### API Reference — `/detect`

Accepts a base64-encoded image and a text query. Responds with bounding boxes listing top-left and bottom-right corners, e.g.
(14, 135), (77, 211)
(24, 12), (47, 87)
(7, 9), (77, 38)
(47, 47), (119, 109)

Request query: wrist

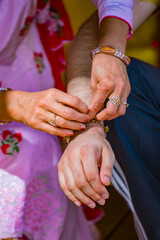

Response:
(64, 121), (107, 144)
(98, 17), (129, 52)
(0, 90), (24, 122)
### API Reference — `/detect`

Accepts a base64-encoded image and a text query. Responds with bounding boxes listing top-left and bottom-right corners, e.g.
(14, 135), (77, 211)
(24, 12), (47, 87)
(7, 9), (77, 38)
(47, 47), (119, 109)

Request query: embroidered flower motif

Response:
(19, 16), (34, 36)
(34, 52), (45, 73)
(24, 175), (65, 239)
(36, 5), (64, 36)
(0, 170), (25, 235)
(0, 130), (22, 155)
(48, 7), (64, 36)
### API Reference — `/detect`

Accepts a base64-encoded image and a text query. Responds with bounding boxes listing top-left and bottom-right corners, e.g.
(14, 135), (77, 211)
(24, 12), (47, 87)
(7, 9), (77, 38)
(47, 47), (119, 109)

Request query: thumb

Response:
(100, 146), (115, 186)
(90, 89), (107, 116)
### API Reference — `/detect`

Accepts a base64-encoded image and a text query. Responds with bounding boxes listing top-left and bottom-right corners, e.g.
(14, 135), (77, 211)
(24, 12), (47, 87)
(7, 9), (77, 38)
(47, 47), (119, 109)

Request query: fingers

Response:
(48, 102), (90, 123)
(81, 145), (109, 199)
(69, 159), (106, 205)
(51, 89), (89, 113)
(59, 161), (97, 208)
(89, 80), (112, 117)
(96, 94), (128, 121)
(100, 144), (115, 186)
(33, 122), (74, 137)
(58, 170), (82, 207)
(47, 114), (86, 131)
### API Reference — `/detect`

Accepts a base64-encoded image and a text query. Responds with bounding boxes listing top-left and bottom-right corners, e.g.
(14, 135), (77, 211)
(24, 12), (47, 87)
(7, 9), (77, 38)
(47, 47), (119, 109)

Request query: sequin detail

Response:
(0, 170), (25, 238)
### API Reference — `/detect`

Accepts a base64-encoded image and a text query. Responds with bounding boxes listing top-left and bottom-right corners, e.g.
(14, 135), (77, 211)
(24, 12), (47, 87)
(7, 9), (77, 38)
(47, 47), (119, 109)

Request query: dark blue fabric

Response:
(106, 58), (160, 240)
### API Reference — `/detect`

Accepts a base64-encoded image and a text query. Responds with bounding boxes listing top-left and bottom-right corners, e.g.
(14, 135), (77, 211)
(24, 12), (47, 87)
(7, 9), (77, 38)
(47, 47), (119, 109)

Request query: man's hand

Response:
(58, 123), (115, 208)
(90, 54), (131, 121)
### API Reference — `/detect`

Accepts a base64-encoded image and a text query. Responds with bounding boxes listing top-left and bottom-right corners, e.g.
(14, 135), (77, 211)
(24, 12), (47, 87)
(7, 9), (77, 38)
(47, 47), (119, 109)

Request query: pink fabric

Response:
(91, 0), (133, 39)
(0, 1), (98, 239)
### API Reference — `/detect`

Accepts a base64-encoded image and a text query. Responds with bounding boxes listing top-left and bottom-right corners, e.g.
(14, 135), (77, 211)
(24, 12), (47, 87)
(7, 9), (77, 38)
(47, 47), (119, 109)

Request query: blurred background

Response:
(63, 1), (159, 239)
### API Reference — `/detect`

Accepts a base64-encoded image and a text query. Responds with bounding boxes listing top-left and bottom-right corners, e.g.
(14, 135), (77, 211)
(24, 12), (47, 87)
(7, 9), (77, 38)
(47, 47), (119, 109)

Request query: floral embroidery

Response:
(19, 16), (34, 36)
(0, 170), (25, 236)
(24, 176), (65, 239)
(34, 52), (45, 73)
(1, 130), (22, 155)
(48, 7), (64, 36)
(36, 4), (64, 36)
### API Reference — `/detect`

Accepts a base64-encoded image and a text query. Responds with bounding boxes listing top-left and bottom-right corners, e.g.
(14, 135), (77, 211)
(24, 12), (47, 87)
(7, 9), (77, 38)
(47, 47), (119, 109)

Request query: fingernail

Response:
(85, 117), (90, 122)
(74, 201), (81, 207)
(101, 193), (109, 199)
(80, 125), (86, 130)
(67, 131), (74, 135)
(97, 199), (105, 205)
(104, 176), (111, 185)
(88, 203), (96, 209)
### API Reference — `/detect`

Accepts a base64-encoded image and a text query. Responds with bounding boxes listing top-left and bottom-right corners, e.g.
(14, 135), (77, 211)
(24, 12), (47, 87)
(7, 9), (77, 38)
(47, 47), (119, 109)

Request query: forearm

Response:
(67, 14), (99, 107)
(98, 17), (129, 52)
(133, 0), (158, 31)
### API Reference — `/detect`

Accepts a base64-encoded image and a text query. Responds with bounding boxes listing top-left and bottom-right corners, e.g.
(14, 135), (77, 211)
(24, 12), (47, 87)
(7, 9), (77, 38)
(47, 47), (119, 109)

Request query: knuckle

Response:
(28, 116), (37, 128)
(67, 183), (75, 192)
(38, 98), (45, 107)
(64, 108), (72, 119)
(57, 117), (66, 128)
(86, 172), (97, 182)
(93, 102), (100, 110)
(107, 108), (117, 115)
(97, 80), (113, 92)
(72, 96), (80, 106)
(80, 144), (88, 157)
(118, 81), (125, 90)
(77, 179), (86, 189)
(68, 150), (76, 161)
(119, 108), (126, 116)
(90, 193), (101, 201)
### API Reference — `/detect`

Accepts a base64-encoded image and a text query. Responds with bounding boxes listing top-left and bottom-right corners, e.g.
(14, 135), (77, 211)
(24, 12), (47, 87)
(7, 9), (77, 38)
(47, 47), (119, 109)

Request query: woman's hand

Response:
(89, 54), (131, 121)
(58, 123), (115, 208)
(9, 88), (89, 136)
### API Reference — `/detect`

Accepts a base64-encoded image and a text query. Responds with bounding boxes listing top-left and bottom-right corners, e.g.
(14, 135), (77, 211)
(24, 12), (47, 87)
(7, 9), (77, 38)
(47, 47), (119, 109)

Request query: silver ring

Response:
(48, 114), (57, 127)
(121, 101), (129, 107)
(108, 97), (121, 107)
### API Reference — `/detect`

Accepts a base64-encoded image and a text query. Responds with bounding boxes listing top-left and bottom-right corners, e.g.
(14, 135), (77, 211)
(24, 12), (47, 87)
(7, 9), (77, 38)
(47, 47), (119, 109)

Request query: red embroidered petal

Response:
(2, 130), (12, 140)
(1, 144), (10, 154)
(38, 53), (43, 58)
(12, 133), (22, 142)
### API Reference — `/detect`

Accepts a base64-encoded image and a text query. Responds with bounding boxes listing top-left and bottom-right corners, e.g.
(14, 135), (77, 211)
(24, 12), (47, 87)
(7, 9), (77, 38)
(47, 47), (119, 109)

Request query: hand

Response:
(15, 88), (89, 136)
(58, 123), (115, 208)
(89, 54), (131, 121)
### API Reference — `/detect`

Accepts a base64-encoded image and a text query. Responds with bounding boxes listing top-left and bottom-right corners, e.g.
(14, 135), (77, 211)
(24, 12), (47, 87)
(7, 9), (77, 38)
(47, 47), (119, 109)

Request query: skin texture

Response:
(58, 1), (158, 207)
(0, 89), (89, 137)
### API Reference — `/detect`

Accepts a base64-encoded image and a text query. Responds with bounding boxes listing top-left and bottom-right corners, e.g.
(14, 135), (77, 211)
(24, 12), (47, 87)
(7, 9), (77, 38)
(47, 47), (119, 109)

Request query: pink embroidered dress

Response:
(0, 1), (99, 239)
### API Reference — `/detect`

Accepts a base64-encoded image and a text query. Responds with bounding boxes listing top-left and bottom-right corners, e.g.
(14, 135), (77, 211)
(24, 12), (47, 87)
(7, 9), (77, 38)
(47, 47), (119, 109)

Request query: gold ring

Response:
(48, 114), (57, 127)
(121, 101), (129, 107)
(108, 97), (121, 107)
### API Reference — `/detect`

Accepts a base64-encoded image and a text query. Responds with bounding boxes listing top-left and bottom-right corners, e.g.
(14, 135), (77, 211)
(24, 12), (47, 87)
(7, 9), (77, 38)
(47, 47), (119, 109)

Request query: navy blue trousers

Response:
(106, 58), (160, 240)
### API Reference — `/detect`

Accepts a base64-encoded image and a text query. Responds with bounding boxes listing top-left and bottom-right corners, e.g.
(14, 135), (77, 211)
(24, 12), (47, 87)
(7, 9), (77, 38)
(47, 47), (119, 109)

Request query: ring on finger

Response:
(48, 114), (57, 127)
(108, 97), (121, 107)
(121, 101), (129, 107)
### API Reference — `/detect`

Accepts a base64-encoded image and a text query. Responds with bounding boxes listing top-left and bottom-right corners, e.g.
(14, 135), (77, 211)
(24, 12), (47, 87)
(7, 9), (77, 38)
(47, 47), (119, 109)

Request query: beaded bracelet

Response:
(64, 120), (109, 144)
(0, 87), (13, 125)
(90, 46), (131, 66)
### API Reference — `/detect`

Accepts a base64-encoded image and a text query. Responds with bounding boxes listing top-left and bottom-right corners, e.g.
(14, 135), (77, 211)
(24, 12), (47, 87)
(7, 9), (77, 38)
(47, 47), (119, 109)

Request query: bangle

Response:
(63, 120), (109, 144)
(90, 46), (131, 66)
(0, 87), (13, 125)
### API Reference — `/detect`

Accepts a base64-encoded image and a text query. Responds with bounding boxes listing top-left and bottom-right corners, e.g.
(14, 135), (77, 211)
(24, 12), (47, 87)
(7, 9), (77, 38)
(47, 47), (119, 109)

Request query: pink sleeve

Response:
(91, 0), (133, 39)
